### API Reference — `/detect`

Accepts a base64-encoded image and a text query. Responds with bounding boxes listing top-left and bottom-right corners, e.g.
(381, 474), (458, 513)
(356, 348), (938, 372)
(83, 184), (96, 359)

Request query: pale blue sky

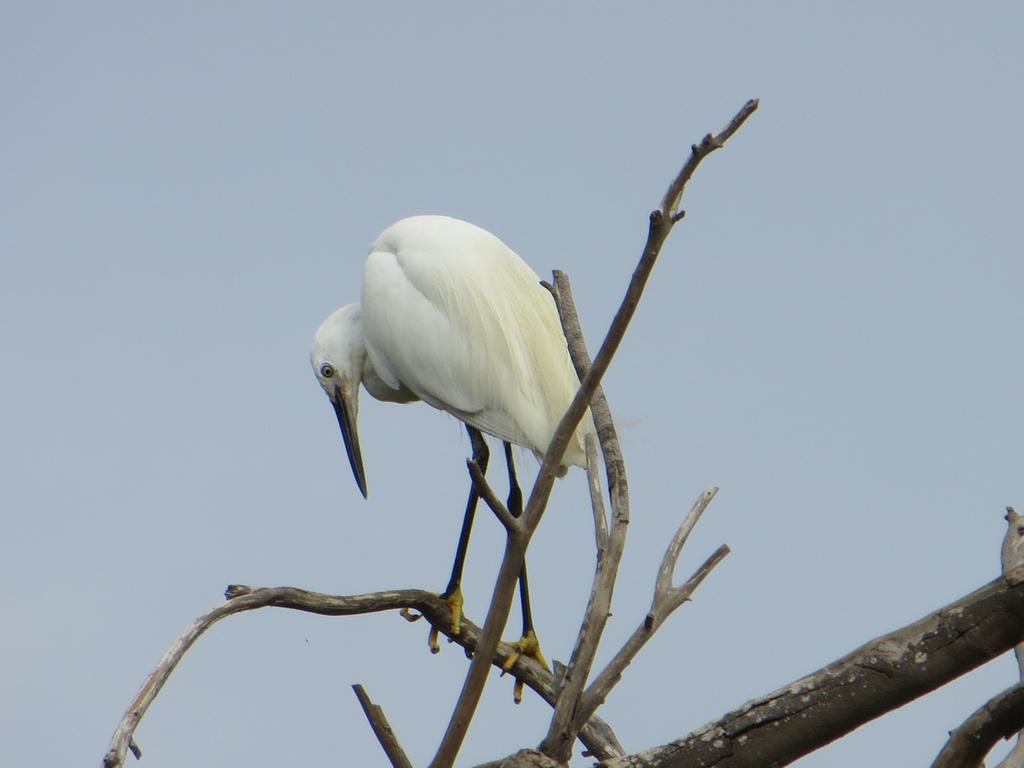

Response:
(3, 3), (1023, 766)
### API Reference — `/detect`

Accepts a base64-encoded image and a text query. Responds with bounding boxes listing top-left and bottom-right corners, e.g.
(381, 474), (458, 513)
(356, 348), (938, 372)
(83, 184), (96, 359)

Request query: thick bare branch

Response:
(352, 684), (414, 768)
(599, 566), (1024, 768)
(474, 750), (564, 768)
(102, 585), (623, 768)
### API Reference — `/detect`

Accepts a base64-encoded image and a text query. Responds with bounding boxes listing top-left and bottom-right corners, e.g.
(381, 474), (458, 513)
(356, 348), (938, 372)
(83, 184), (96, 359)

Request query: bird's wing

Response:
(360, 216), (585, 461)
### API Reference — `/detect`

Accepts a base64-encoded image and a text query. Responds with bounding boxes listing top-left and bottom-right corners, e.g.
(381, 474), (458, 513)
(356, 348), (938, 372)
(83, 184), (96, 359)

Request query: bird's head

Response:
(311, 304), (368, 498)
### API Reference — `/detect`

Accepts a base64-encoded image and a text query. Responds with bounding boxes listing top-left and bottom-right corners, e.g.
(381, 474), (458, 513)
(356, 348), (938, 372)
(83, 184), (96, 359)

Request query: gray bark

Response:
(594, 568), (1024, 768)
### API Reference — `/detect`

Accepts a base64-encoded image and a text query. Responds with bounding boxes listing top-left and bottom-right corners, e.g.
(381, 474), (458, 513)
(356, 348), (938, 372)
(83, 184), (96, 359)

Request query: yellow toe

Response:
(513, 678), (524, 705)
(502, 630), (549, 673)
(428, 626), (441, 655)
(427, 586), (464, 654)
(501, 631), (547, 703)
(443, 586), (464, 635)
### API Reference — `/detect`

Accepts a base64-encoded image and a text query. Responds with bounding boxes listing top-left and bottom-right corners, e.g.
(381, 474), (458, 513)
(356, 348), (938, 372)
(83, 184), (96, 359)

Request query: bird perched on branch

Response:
(311, 215), (593, 668)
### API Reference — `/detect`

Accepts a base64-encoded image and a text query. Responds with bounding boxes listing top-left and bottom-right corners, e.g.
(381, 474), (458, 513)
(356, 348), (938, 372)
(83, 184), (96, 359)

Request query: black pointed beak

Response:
(331, 382), (367, 498)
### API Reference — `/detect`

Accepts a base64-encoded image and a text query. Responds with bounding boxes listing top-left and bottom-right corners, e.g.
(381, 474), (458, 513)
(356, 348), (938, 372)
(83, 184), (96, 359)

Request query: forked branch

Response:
(105, 99), (759, 768)
(598, 566), (1024, 768)
(434, 99), (757, 768)
(573, 489), (728, 732)
(468, 458), (520, 533)
(536, 98), (755, 762)
(429, 98), (759, 768)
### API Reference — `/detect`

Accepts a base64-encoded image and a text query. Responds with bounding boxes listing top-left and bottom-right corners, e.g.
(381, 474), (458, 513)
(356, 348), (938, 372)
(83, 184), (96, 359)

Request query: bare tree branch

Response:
(931, 684), (1024, 768)
(598, 566), (1024, 768)
(468, 458), (520, 533)
(352, 684), (414, 768)
(101, 585), (624, 768)
(430, 97), (758, 768)
(573, 490), (727, 732)
(655, 493), (712, 602)
(659, 98), (760, 220)
(106, 99), (758, 768)
(584, 433), (609, 554)
(954, 505), (1024, 768)
(995, 507), (1024, 768)
(475, 750), (564, 768)
(431, 538), (530, 768)
(539, 269), (632, 764)
(536, 99), (756, 764)
(1001, 509), (1024, 691)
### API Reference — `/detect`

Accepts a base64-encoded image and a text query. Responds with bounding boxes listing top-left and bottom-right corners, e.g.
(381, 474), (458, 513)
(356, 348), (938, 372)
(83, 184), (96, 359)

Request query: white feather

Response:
(313, 214), (594, 471)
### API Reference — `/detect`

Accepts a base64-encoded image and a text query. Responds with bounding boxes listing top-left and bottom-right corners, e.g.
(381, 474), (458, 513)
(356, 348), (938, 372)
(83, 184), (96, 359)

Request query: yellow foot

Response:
(501, 630), (549, 702)
(502, 629), (549, 671)
(444, 586), (464, 635)
(429, 586), (465, 654)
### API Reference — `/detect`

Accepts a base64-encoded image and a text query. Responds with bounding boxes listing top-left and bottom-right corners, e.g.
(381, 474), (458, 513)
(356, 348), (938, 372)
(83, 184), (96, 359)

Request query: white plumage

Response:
(312, 214), (593, 494)
(311, 214), (593, 659)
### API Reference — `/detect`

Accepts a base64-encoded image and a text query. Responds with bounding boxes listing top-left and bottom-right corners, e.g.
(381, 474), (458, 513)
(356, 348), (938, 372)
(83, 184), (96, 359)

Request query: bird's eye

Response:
(320, 364), (335, 379)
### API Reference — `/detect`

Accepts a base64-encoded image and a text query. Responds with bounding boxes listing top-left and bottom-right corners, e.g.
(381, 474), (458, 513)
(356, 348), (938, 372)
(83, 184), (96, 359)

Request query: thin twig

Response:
(468, 459), (520, 532)
(655, 488), (719, 602)
(659, 98), (759, 220)
(540, 281), (610, 554)
(352, 684), (414, 768)
(574, 490), (728, 730)
(102, 585), (624, 768)
(584, 433), (608, 553)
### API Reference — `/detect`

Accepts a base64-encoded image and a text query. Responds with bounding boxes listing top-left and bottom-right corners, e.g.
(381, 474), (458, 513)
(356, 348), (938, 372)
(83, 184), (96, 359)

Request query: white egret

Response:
(311, 215), (593, 664)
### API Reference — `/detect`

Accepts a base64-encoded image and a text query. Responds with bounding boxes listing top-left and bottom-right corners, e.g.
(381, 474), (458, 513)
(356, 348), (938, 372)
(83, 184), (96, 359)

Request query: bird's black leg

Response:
(504, 441), (523, 519)
(439, 426), (488, 638)
(503, 443), (547, 678)
(503, 441), (533, 635)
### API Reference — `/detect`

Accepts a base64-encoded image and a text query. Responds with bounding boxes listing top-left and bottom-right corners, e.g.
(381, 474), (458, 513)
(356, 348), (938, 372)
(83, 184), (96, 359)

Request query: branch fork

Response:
(467, 458), (520, 534)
